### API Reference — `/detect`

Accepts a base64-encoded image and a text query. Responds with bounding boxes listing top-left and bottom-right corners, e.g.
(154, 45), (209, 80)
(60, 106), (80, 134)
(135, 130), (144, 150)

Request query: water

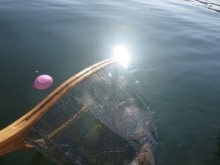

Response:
(0, 0), (220, 164)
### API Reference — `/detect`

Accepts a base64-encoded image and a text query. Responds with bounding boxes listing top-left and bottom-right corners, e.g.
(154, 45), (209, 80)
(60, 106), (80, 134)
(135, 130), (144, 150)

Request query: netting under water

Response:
(25, 62), (159, 165)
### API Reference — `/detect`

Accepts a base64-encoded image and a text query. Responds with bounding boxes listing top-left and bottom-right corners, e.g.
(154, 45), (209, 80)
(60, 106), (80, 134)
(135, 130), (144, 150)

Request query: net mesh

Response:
(25, 62), (159, 165)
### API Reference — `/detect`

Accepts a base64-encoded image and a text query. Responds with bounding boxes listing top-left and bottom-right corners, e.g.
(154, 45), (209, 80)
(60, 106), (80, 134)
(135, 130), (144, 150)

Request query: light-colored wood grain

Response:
(0, 58), (116, 156)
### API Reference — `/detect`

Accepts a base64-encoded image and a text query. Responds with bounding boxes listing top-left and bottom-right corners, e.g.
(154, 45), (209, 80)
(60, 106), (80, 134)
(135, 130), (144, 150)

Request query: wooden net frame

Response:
(0, 58), (115, 156)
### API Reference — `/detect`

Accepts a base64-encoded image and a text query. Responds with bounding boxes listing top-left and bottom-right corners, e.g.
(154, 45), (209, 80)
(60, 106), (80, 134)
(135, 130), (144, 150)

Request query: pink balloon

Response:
(33, 75), (53, 90)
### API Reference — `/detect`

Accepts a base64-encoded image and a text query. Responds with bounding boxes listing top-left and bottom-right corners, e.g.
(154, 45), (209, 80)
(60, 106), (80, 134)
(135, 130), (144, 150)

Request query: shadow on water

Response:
(31, 151), (43, 165)
(214, 128), (220, 164)
(0, 157), (5, 165)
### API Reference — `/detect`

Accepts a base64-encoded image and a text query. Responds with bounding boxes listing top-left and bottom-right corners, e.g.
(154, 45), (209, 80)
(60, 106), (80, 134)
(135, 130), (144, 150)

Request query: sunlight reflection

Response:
(113, 45), (130, 68)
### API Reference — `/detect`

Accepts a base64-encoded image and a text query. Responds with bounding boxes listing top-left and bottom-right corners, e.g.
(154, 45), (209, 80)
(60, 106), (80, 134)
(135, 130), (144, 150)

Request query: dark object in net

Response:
(25, 62), (159, 165)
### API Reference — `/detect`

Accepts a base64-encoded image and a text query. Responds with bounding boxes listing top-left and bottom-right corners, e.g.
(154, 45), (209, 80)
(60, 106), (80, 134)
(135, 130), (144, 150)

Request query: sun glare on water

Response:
(113, 45), (130, 68)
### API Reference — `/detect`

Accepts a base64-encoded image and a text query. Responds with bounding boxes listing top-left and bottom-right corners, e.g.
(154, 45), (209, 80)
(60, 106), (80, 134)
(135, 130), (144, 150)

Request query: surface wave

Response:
(184, 0), (220, 12)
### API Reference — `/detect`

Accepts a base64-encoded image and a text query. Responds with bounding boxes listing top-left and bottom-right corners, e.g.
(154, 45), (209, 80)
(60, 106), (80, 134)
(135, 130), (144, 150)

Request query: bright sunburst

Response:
(113, 45), (130, 68)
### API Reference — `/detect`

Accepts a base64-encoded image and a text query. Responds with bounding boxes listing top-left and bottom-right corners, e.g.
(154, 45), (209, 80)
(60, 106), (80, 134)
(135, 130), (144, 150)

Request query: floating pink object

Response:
(33, 75), (53, 90)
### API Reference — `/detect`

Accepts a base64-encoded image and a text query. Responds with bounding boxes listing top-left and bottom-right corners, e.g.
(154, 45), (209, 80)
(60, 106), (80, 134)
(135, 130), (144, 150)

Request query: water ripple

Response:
(184, 0), (220, 12)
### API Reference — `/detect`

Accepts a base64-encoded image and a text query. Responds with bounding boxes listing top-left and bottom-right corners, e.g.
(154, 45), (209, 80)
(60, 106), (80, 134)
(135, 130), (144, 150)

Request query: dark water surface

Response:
(0, 0), (220, 164)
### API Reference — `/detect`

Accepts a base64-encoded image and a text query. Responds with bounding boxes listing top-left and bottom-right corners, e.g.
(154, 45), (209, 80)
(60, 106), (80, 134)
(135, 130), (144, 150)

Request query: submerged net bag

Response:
(25, 62), (159, 165)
